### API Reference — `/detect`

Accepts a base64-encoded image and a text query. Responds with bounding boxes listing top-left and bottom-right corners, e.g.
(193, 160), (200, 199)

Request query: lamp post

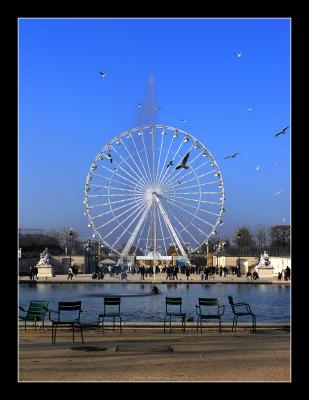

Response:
(205, 240), (209, 267)
(69, 228), (73, 270)
(236, 229), (241, 277)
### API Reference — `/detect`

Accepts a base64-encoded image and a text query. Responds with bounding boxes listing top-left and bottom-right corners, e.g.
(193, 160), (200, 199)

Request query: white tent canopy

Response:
(99, 258), (117, 265)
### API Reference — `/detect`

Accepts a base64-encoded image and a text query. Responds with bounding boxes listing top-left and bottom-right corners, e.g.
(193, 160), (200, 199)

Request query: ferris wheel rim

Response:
(84, 124), (225, 256)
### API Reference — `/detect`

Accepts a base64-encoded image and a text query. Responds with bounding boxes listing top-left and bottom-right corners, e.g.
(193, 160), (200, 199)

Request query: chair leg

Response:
(73, 324), (75, 342)
(79, 324), (84, 344)
(53, 324), (57, 345)
(24, 321), (26, 332)
(232, 316), (236, 332)
(164, 316), (166, 333)
(119, 317), (122, 334)
(219, 318), (222, 333)
(169, 316), (172, 333)
(235, 316), (238, 332)
(51, 324), (54, 344)
(34, 319), (37, 332)
(252, 316), (256, 333)
(97, 316), (101, 333)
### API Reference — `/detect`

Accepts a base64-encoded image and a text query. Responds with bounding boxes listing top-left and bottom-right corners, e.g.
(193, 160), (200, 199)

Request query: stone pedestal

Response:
(37, 264), (54, 278)
(257, 266), (274, 278)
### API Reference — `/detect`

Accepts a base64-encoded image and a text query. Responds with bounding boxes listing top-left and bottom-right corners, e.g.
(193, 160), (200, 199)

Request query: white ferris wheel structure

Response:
(83, 125), (225, 259)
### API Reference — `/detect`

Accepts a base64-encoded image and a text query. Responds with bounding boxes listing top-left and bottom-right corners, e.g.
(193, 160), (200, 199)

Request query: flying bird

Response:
(274, 126), (289, 137)
(176, 153), (190, 170)
(256, 165), (261, 171)
(152, 107), (162, 111)
(224, 152), (240, 159)
(236, 51), (242, 58)
(137, 103), (142, 108)
(181, 118), (186, 123)
(274, 189), (284, 196)
(107, 153), (113, 163)
(99, 72), (107, 78)
(247, 106), (253, 112)
(166, 160), (173, 168)
(177, 180), (181, 185)
(282, 217), (287, 223)
(274, 162), (281, 167)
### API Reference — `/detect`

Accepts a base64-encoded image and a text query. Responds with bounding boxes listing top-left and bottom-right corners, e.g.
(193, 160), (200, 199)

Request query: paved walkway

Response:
(19, 273), (290, 284)
(18, 326), (290, 382)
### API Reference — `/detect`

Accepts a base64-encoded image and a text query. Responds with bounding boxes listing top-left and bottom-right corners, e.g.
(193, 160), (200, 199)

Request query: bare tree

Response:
(269, 225), (290, 256)
(255, 225), (267, 255)
(232, 227), (256, 256)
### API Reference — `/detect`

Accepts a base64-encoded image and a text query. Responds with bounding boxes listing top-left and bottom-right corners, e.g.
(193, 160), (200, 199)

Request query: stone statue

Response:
(259, 251), (270, 266)
(37, 247), (51, 266)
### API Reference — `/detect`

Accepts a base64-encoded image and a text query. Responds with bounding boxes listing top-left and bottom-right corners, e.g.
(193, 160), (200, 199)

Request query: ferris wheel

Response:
(83, 125), (225, 257)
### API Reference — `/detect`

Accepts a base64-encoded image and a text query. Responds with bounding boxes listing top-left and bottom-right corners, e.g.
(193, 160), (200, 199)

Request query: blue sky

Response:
(18, 18), (290, 241)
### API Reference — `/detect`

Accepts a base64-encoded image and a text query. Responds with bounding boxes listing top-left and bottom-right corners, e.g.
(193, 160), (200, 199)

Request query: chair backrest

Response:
(165, 297), (182, 314)
(58, 301), (82, 321)
(199, 298), (219, 306)
(26, 301), (49, 320)
(104, 296), (121, 314)
(228, 296), (236, 312)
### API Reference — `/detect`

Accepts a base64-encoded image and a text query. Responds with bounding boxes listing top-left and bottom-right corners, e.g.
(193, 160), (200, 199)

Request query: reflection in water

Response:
(19, 283), (290, 324)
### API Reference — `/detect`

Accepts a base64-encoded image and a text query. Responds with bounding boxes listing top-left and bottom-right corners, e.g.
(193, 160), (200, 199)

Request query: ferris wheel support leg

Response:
(121, 202), (152, 257)
(155, 197), (188, 258)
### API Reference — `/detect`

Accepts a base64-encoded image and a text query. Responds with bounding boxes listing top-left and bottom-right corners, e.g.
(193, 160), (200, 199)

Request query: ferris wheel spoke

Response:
(95, 197), (149, 230)
(162, 197), (210, 239)
(156, 197), (187, 257)
(98, 163), (146, 191)
(87, 198), (143, 209)
(163, 193), (222, 206)
(173, 180), (221, 191)
(164, 169), (215, 191)
(156, 208), (168, 256)
(121, 201), (152, 256)
(145, 221), (151, 255)
(160, 149), (208, 188)
(134, 213), (151, 255)
(162, 194), (221, 217)
(155, 127), (166, 185)
(91, 175), (143, 192)
(130, 131), (153, 187)
(110, 145), (150, 189)
(110, 200), (151, 248)
(91, 196), (147, 220)
(163, 196), (216, 230)
(156, 131), (175, 185)
(158, 140), (196, 187)
(118, 137), (153, 188)
(174, 191), (222, 195)
(161, 200), (202, 247)
(104, 200), (150, 241)
(141, 131), (154, 186)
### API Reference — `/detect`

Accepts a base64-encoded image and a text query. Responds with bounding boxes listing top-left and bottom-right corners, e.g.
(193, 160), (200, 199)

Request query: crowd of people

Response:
(28, 265), (39, 280)
(278, 266), (291, 281)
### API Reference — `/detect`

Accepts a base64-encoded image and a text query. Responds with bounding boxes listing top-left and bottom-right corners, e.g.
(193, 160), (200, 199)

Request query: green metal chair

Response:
(195, 298), (225, 333)
(19, 301), (49, 331)
(228, 296), (256, 333)
(49, 301), (84, 345)
(98, 297), (122, 334)
(164, 297), (186, 332)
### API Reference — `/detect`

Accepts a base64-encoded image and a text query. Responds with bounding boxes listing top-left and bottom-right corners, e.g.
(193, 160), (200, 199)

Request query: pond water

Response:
(19, 283), (290, 324)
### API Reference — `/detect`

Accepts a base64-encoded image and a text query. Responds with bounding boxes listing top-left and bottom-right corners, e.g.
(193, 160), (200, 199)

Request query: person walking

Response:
(285, 266), (290, 280)
(223, 266), (227, 277)
(33, 266), (39, 280)
(185, 267), (191, 280)
(67, 267), (74, 280)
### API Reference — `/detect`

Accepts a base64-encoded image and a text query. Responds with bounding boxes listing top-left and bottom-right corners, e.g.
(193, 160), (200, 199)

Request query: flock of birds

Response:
(98, 60), (289, 224)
